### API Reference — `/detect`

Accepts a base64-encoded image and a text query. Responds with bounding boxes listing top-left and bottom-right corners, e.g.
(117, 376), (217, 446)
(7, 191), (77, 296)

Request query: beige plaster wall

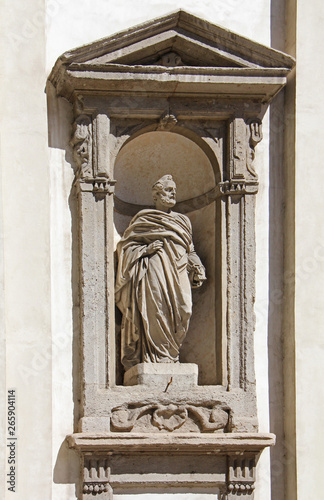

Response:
(0, 0), (276, 499)
(294, 1), (324, 497)
(0, 0), (52, 498)
(45, 0), (271, 73)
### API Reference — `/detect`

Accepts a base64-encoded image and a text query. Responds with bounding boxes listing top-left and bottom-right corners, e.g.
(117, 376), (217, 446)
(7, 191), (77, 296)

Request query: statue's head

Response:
(152, 174), (177, 211)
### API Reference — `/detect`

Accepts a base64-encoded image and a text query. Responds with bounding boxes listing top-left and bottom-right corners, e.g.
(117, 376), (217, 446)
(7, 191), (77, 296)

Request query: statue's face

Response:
(155, 180), (177, 209)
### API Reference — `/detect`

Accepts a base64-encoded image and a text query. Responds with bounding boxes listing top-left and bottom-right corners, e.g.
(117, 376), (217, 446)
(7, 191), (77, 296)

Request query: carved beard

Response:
(159, 194), (176, 208)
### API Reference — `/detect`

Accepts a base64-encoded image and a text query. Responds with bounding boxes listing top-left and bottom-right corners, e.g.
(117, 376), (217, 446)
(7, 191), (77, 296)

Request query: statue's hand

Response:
(145, 240), (163, 255)
(190, 265), (207, 288)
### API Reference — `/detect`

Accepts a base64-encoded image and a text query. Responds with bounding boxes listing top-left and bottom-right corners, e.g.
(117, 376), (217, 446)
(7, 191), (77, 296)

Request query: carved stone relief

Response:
(70, 115), (92, 179)
(246, 119), (263, 178)
(111, 401), (229, 433)
(156, 51), (184, 67)
(156, 111), (178, 131)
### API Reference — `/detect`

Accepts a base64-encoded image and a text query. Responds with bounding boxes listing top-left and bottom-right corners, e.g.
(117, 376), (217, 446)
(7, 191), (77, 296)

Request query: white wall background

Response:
(295, 1), (324, 497)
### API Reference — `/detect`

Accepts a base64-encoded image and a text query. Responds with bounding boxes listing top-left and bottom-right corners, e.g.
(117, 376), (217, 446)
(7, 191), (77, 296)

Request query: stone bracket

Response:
(217, 180), (259, 197)
(83, 456), (113, 498)
(227, 455), (256, 497)
(75, 177), (116, 198)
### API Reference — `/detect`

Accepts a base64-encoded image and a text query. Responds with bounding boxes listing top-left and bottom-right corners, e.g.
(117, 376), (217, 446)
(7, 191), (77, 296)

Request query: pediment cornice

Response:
(48, 10), (295, 103)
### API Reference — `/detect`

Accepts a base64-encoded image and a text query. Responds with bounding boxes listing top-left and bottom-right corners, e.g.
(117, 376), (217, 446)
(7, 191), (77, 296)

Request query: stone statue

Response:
(115, 175), (206, 370)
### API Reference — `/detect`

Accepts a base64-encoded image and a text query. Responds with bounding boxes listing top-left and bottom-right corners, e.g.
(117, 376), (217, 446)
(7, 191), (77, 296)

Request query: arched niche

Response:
(113, 129), (222, 385)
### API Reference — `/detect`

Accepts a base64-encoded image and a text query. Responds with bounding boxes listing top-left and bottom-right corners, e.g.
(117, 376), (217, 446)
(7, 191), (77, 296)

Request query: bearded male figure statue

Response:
(115, 175), (206, 373)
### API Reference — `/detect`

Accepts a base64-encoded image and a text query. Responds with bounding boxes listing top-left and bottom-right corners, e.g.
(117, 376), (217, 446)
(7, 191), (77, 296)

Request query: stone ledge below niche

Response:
(69, 433), (275, 498)
(67, 432), (275, 454)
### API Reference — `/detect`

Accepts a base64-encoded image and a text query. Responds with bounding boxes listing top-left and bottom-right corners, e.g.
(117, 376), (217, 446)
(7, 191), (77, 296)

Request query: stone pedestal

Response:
(123, 362), (199, 387)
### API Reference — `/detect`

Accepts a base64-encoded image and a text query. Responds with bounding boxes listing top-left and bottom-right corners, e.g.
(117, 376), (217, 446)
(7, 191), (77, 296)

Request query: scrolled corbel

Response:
(246, 118), (263, 178)
(248, 119), (263, 149)
(70, 115), (92, 179)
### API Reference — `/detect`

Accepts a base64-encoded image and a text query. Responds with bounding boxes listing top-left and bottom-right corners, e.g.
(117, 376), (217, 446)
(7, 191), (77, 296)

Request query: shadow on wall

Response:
(268, 0), (297, 498)
(46, 81), (81, 432)
(47, 81), (81, 496)
(53, 440), (80, 498)
(111, 487), (221, 497)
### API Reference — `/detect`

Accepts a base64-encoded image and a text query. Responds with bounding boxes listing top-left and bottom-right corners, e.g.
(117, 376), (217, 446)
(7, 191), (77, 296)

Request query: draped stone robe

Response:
(115, 209), (204, 370)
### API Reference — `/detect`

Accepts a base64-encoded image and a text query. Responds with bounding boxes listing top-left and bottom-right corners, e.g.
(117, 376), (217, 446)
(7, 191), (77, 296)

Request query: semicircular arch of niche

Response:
(114, 130), (216, 216)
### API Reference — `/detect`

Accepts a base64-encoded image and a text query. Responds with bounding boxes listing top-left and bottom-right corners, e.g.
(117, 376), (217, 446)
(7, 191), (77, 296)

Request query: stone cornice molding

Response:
(67, 432), (275, 454)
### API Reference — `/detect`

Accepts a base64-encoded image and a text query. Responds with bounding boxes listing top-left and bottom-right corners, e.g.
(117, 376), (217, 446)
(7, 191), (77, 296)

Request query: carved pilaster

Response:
(70, 100), (117, 399)
(224, 117), (261, 397)
(92, 113), (111, 178)
(75, 176), (117, 409)
(228, 117), (247, 180)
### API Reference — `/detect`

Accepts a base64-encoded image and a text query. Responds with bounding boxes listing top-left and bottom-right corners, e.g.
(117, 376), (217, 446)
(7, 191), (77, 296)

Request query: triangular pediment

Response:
(49, 10), (295, 102)
(81, 29), (257, 69)
(57, 10), (294, 70)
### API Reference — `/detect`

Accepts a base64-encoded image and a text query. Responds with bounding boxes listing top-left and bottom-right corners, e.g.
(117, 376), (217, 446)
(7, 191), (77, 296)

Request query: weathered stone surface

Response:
(110, 399), (229, 433)
(123, 362), (199, 388)
(68, 431), (276, 454)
